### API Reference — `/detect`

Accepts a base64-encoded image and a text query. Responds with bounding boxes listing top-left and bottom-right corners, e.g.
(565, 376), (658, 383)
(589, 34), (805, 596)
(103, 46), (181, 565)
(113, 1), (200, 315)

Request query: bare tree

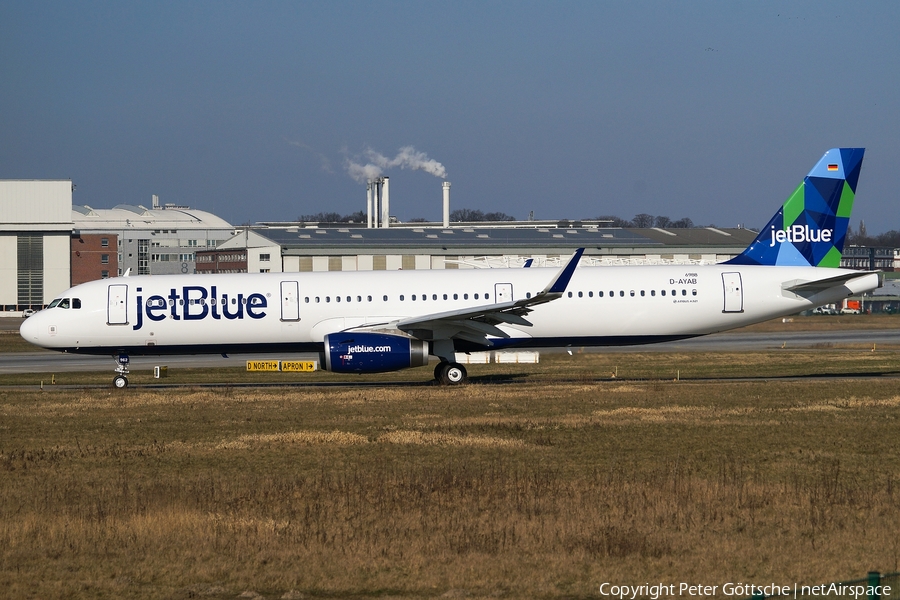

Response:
(632, 213), (655, 228)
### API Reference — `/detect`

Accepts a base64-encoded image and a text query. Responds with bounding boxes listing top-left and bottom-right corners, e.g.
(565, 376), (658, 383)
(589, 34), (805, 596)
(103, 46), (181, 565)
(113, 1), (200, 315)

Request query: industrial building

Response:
(195, 223), (762, 273)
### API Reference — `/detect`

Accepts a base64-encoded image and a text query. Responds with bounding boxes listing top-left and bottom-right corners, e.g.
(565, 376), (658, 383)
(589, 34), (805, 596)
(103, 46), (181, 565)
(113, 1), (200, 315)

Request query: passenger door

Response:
(107, 284), (128, 325)
(721, 272), (743, 313)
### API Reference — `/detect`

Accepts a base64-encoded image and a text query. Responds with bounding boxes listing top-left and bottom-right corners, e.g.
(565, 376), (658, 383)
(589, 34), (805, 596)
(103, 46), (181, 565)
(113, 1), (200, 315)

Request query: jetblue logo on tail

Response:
(769, 225), (833, 247)
(727, 148), (864, 268)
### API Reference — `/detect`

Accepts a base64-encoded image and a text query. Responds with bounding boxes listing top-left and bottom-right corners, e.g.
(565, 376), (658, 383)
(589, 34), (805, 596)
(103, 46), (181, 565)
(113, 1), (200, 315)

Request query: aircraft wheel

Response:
(439, 362), (467, 385)
(113, 375), (128, 389)
(434, 362), (447, 381)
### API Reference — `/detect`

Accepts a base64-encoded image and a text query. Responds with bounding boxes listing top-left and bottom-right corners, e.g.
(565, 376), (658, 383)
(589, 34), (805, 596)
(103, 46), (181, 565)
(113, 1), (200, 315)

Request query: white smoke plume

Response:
(346, 145), (447, 183)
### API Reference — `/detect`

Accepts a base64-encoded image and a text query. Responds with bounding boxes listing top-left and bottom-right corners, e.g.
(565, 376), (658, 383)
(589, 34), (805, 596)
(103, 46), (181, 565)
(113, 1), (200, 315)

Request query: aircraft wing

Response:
(346, 248), (584, 347)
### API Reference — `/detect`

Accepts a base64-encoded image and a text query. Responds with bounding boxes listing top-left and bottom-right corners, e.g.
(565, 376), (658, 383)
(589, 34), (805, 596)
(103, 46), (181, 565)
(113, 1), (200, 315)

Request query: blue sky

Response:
(2, 1), (898, 231)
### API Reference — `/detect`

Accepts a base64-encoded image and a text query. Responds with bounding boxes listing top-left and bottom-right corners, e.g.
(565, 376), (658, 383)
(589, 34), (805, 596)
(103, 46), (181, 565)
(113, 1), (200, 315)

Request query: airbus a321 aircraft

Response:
(21, 148), (879, 387)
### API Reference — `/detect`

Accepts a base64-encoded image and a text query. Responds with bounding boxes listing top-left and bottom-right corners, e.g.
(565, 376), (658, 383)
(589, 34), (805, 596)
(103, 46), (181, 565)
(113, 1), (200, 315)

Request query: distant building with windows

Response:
(840, 245), (895, 271)
(72, 197), (235, 278)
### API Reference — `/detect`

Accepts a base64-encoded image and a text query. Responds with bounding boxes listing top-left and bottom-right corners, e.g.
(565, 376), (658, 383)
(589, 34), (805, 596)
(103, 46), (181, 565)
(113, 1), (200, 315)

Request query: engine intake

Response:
(324, 332), (429, 374)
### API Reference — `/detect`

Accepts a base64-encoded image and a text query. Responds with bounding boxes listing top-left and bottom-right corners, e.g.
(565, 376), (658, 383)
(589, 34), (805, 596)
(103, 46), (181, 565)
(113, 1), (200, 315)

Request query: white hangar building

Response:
(0, 180), (74, 312)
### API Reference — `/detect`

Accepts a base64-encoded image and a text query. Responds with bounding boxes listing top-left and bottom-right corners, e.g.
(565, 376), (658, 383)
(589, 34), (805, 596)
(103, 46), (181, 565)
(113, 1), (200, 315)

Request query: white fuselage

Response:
(20, 264), (879, 356)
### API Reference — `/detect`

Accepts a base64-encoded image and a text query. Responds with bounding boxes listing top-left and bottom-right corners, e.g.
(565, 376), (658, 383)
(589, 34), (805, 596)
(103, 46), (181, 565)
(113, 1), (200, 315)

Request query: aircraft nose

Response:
(19, 314), (43, 346)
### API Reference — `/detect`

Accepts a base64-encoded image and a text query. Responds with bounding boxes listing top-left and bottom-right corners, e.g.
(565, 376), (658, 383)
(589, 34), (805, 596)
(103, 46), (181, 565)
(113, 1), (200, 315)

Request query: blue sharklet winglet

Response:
(546, 248), (584, 294)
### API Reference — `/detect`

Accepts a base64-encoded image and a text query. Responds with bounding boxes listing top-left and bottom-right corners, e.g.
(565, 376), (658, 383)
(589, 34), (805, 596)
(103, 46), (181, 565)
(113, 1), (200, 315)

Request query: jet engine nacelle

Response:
(323, 332), (429, 374)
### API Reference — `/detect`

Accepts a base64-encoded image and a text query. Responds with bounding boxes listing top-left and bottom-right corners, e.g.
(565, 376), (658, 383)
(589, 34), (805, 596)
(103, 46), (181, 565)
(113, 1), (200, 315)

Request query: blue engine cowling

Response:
(323, 332), (429, 374)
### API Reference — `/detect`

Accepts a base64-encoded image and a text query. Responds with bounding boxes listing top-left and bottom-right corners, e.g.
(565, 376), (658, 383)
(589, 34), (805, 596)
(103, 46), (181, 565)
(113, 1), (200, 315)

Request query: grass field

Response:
(3, 350), (900, 599)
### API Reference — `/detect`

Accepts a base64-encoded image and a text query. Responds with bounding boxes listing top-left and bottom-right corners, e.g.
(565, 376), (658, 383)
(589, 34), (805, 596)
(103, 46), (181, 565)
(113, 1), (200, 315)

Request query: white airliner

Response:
(21, 148), (879, 387)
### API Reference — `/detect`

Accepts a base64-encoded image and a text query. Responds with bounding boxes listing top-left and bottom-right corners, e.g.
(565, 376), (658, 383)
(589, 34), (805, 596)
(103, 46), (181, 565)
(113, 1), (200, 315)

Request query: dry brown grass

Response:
(2, 357), (900, 598)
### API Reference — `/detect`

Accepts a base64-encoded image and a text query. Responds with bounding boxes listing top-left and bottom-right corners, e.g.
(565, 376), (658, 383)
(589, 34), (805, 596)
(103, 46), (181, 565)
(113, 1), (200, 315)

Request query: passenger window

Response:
(568, 292), (573, 298)
(347, 296), (351, 302)
(315, 297), (320, 303)
(326, 297), (330, 303)
(433, 294), (437, 300)
(453, 294), (458, 300)
(651, 290), (656, 297)
(692, 289), (697, 296)
(485, 293), (489, 300)
(367, 296), (372, 302)
(526, 292), (532, 299)
(474, 293), (479, 300)
(383, 295), (388, 301)
(661, 290), (666, 296)
(400, 295), (405, 301)
(671, 290), (676, 296)
(598, 291), (604, 297)
(589, 291), (593, 297)
(640, 291), (645, 297)
(578, 291), (583, 298)
(682, 289), (687, 296)
(336, 296), (341, 302)
(443, 294), (447, 300)
(356, 296), (361, 302)
(629, 291), (635, 297)
(305, 297), (309, 303)
(464, 294), (469, 300)
(412, 294), (416, 301)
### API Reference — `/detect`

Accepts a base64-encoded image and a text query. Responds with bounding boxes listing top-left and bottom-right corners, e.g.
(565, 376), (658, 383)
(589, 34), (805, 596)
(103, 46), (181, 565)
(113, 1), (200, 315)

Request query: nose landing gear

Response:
(113, 353), (130, 388)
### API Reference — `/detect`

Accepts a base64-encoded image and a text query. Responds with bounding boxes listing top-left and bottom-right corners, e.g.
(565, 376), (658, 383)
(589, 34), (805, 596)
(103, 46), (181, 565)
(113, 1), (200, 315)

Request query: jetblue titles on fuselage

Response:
(134, 285), (268, 331)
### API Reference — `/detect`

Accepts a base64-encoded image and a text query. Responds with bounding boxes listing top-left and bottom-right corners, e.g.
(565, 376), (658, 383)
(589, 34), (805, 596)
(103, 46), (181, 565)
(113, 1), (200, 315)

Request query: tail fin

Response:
(726, 148), (864, 267)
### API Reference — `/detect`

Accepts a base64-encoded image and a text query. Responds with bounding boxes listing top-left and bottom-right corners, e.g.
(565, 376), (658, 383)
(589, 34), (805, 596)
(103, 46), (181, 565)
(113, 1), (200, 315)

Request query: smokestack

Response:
(381, 176), (390, 228)
(442, 181), (451, 228)
(366, 181), (374, 228)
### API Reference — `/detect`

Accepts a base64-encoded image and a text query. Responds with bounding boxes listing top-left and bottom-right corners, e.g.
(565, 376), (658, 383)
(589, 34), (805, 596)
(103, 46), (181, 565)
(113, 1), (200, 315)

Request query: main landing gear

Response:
(434, 361), (468, 386)
(113, 353), (130, 388)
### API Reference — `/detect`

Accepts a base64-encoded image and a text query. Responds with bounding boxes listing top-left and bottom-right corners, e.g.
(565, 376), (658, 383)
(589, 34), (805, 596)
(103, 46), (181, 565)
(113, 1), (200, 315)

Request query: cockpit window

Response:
(72, 298), (82, 309)
(48, 299), (62, 308)
(59, 299), (70, 309)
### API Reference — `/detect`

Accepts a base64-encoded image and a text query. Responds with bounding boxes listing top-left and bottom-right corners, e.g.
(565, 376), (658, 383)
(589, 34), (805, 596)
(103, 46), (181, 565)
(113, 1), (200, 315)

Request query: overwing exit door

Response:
(280, 281), (300, 321)
(494, 283), (513, 303)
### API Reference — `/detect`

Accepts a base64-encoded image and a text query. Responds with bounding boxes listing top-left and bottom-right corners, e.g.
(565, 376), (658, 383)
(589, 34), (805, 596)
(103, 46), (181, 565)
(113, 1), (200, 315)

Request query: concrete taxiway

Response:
(1, 329), (897, 375)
